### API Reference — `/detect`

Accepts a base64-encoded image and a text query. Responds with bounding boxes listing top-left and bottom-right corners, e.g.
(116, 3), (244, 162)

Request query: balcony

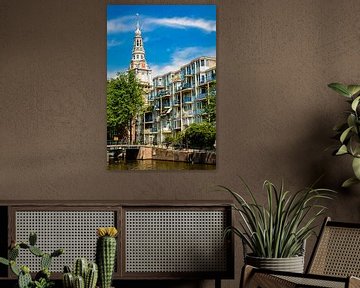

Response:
(162, 126), (172, 133)
(162, 102), (171, 109)
(183, 96), (193, 103)
(195, 109), (204, 115)
(154, 82), (164, 88)
(182, 110), (194, 117)
(181, 83), (192, 91)
(158, 90), (170, 97)
(207, 75), (216, 82)
(197, 92), (207, 100)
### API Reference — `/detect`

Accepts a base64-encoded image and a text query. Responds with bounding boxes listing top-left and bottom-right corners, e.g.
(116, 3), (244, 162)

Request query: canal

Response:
(108, 159), (216, 170)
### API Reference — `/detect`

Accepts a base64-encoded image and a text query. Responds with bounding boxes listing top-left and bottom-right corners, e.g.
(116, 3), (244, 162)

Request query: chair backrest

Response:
(307, 217), (360, 277)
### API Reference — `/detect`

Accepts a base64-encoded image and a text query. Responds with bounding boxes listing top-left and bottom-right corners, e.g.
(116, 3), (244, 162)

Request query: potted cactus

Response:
(62, 258), (98, 288)
(96, 227), (118, 288)
(0, 232), (63, 288)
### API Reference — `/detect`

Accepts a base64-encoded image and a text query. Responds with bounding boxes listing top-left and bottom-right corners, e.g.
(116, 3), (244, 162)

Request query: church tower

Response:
(129, 14), (152, 89)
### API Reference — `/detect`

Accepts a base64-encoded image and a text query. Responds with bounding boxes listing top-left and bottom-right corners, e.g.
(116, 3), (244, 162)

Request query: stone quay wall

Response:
(136, 146), (216, 165)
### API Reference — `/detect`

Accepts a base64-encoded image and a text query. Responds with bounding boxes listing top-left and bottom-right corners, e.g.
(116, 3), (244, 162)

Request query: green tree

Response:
(107, 71), (144, 143)
(183, 122), (216, 149)
(203, 81), (216, 124)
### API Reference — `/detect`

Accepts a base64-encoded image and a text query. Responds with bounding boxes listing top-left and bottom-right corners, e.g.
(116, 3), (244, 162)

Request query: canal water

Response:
(108, 159), (216, 170)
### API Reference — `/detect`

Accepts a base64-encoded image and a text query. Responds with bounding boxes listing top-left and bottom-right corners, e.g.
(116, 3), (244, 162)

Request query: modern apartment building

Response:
(142, 57), (216, 145)
(128, 19), (216, 145)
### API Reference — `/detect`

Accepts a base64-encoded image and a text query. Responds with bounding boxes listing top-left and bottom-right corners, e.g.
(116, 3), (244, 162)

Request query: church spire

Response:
(129, 13), (152, 86)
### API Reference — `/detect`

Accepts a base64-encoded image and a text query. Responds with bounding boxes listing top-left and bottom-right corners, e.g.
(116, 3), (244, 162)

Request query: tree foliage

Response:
(203, 81), (216, 124)
(107, 71), (144, 141)
(183, 122), (216, 149)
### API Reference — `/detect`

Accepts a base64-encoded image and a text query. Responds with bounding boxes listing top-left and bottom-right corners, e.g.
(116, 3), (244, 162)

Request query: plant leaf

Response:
(342, 177), (360, 188)
(352, 157), (360, 179)
(328, 83), (351, 97)
(336, 145), (348, 155)
(340, 126), (353, 143)
(351, 96), (360, 111)
(347, 85), (360, 97)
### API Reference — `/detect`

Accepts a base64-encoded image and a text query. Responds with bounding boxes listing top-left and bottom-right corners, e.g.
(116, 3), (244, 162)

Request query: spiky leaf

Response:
(10, 261), (20, 276)
(50, 248), (63, 257)
(41, 254), (52, 269)
(29, 246), (44, 257)
(0, 257), (9, 266)
(29, 232), (37, 246)
(8, 247), (19, 260)
(18, 271), (32, 288)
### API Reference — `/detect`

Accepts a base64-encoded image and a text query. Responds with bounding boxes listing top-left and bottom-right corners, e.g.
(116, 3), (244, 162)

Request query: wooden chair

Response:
(241, 217), (360, 288)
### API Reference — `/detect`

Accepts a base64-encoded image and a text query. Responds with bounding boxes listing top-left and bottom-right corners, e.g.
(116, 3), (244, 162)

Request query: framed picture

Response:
(107, 4), (216, 170)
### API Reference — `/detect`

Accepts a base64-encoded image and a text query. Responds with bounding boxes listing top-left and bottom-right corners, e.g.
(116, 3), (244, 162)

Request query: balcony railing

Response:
(183, 96), (193, 103)
(182, 83), (192, 90)
(197, 92), (207, 100)
(195, 109), (204, 115)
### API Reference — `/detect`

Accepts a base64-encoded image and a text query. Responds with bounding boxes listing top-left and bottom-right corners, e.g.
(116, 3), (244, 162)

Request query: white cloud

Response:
(107, 15), (136, 34)
(148, 17), (215, 32)
(107, 67), (128, 79)
(149, 46), (216, 77)
(107, 15), (216, 34)
(107, 39), (123, 48)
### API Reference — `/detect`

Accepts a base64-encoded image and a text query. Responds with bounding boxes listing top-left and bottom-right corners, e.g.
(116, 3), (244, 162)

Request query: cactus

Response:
(63, 260), (98, 288)
(85, 263), (98, 288)
(29, 232), (37, 246)
(18, 269), (32, 288)
(96, 227), (118, 288)
(74, 258), (87, 279)
(9, 246), (19, 260)
(73, 275), (85, 288)
(29, 245), (44, 257)
(63, 272), (74, 288)
(0, 232), (63, 288)
(41, 253), (52, 270)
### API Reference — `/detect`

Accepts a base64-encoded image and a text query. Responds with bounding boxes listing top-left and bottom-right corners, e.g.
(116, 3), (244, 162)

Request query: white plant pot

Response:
(245, 254), (305, 273)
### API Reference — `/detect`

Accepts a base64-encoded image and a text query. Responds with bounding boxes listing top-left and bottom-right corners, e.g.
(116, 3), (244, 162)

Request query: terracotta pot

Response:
(245, 254), (304, 273)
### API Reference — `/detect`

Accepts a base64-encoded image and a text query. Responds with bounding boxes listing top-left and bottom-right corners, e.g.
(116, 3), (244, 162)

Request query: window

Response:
(136, 55), (139, 59)
(201, 59), (205, 66)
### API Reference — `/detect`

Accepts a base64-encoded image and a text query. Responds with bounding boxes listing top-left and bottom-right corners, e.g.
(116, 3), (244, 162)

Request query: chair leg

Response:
(349, 276), (360, 288)
(240, 265), (255, 288)
(240, 265), (296, 288)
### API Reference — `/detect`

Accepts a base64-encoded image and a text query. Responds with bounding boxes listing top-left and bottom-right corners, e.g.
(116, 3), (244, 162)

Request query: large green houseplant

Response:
(328, 83), (360, 187)
(222, 179), (334, 272)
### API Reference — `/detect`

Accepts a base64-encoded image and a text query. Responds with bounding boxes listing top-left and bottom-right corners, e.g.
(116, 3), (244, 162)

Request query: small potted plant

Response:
(328, 82), (360, 187)
(221, 179), (334, 273)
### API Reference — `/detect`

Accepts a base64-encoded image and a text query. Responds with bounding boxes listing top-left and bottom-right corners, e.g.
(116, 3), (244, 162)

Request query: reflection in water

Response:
(108, 159), (216, 170)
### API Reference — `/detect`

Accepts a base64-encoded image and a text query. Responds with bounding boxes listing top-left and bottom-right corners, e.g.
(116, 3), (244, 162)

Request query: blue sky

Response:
(107, 5), (216, 79)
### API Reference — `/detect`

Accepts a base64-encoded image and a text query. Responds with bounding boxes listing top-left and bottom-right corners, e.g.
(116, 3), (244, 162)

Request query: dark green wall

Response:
(1, 0), (360, 287)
